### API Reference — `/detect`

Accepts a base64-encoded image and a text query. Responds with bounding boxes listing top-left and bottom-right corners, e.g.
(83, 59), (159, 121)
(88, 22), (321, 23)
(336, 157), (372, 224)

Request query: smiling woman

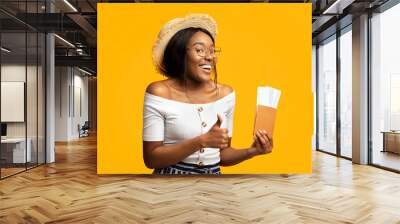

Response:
(142, 14), (273, 175)
(161, 27), (219, 84)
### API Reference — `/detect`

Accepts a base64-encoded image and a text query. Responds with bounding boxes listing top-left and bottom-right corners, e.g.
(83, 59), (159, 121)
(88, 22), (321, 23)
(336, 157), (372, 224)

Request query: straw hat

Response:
(152, 14), (218, 73)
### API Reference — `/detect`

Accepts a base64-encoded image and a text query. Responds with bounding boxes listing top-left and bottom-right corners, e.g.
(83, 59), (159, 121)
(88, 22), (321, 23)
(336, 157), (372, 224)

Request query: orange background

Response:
(97, 3), (313, 174)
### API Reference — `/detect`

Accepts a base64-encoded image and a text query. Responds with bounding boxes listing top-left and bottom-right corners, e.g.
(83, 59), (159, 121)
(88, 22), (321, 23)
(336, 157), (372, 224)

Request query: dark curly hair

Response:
(160, 27), (218, 85)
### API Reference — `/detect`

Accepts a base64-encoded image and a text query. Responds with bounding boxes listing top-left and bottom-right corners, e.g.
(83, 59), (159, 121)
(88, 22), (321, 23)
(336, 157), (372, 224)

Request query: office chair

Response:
(79, 121), (90, 138)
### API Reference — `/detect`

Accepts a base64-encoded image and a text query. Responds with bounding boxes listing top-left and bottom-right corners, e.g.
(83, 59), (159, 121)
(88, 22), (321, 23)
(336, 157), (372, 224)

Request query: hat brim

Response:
(152, 14), (218, 74)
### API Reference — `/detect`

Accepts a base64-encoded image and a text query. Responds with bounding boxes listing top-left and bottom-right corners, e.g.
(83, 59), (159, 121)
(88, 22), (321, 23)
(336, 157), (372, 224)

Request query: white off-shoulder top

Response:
(142, 91), (235, 166)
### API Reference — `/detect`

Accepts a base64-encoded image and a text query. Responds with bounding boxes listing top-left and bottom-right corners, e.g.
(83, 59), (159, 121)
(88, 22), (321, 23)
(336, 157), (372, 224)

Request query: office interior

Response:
(0, 0), (399, 222)
(0, 0), (97, 179)
(313, 0), (400, 172)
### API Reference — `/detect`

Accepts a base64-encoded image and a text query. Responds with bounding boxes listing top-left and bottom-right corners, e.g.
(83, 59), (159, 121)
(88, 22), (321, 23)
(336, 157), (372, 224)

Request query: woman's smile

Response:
(199, 63), (212, 74)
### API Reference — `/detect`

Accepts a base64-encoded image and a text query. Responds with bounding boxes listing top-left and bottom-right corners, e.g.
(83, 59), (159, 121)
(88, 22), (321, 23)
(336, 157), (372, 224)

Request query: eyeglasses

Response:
(187, 46), (221, 58)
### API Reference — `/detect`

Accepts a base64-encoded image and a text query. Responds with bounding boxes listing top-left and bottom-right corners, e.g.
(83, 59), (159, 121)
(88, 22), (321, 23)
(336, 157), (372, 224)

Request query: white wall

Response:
(55, 67), (89, 141)
(55, 66), (70, 141)
(1, 63), (46, 164)
(1, 82), (25, 122)
(1, 65), (38, 137)
(75, 70), (89, 139)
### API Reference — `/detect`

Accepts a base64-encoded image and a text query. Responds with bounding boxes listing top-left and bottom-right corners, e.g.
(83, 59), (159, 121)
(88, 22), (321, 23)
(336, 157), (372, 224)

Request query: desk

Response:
(382, 131), (400, 154)
(1, 138), (31, 163)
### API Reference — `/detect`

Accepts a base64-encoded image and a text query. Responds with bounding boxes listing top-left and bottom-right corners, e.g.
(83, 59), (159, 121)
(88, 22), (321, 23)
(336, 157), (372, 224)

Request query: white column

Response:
(352, 14), (369, 164)
(46, 32), (55, 163)
(312, 45), (317, 151)
(45, 0), (55, 163)
(55, 67), (74, 141)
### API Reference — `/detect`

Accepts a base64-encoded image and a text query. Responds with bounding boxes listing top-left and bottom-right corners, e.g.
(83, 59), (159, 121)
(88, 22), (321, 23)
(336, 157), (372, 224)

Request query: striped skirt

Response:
(153, 161), (221, 175)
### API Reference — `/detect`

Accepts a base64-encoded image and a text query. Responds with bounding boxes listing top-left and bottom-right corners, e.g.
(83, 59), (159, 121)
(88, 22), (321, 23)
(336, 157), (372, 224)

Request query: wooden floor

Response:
(1, 135), (400, 223)
(1, 163), (44, 178)
(373, 150), (400, 171)
(0, 167), (26, 178)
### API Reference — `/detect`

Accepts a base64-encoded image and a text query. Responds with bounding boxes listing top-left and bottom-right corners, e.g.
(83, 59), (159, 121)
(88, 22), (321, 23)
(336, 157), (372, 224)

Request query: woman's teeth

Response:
(200, 64), (211, 69)
(200, 64), (212, 71)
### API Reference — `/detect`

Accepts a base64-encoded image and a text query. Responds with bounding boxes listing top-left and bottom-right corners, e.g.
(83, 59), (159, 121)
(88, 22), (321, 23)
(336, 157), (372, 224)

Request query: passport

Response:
(253, 86), (281, 137)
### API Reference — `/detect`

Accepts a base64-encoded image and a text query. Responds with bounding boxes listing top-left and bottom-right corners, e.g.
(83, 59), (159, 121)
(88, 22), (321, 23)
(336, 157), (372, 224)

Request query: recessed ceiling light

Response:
(322, 0), (355, 15)
(63, 0), (78, 12)
(1, 47), (11, 53)
(77, 67), (93, 76)
(54, 34), (75, 48)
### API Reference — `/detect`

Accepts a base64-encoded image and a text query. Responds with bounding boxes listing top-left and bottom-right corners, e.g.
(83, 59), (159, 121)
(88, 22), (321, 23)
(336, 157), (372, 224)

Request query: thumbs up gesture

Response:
(199, 114), (229, 149)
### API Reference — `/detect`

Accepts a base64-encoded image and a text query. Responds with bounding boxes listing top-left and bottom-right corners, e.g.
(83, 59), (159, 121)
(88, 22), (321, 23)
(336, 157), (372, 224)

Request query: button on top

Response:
(200, 148), (204, 153)
(201, 122), (207, 127)
(198, 162), (204, 166)
(197, 107), (203, 112)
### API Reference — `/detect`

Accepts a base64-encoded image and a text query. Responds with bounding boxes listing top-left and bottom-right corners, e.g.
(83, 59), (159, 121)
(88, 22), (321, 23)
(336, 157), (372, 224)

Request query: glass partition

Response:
(339, 27), (352, 158)
(1, 30), (28, 177)
(317, 35), (337, 154)
(371, 3), (400, 171)
(0, 1), (46, 179)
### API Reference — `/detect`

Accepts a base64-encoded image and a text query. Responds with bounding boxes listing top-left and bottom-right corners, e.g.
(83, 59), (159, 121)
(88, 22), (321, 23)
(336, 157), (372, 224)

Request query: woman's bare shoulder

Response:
(145, 80), (170, 98)
(218, 83), (234, 97)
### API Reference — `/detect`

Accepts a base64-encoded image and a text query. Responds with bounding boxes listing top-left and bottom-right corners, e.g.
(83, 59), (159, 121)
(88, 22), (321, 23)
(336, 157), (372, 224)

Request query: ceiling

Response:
(0, 0), (394, 74)
(0, 0), (97, 74)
